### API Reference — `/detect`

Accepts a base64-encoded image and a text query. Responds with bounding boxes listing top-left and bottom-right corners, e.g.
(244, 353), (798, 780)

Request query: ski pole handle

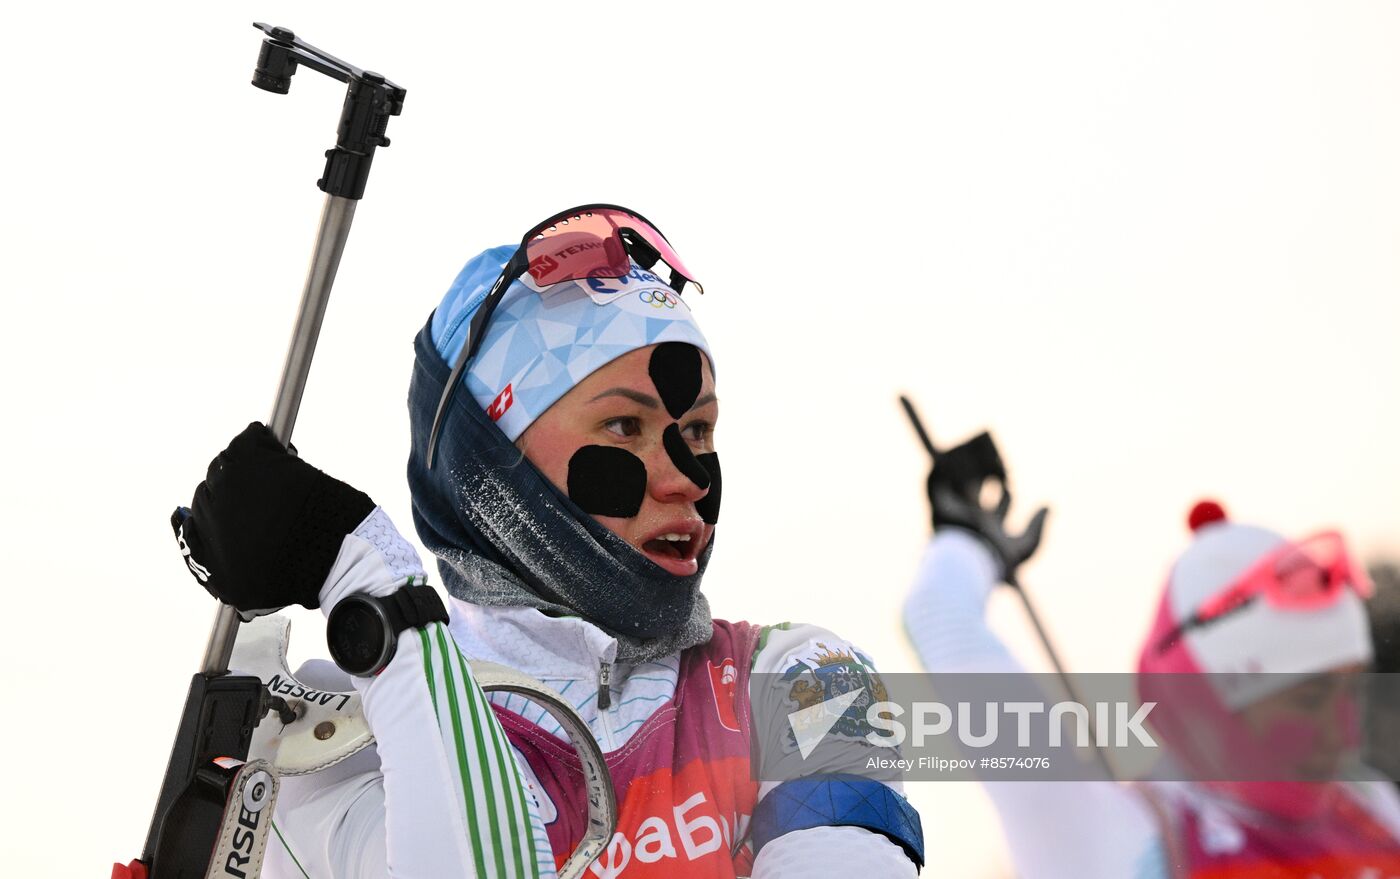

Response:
(900, 393), (1117, 779)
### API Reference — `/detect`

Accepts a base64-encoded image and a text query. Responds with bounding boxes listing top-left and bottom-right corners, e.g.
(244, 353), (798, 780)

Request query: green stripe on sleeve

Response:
(420, 627), (439, 718)
(433, 624), (491, 878)
(457, 647), (533, 879)
(444, 631), (511, 878)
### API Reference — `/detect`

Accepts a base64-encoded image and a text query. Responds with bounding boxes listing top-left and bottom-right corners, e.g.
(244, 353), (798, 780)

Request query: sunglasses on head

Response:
(1157, 531), (1372, 653)
(426, 204), (702, 468)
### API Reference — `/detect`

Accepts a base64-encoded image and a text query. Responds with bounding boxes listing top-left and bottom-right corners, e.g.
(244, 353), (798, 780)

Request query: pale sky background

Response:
(4, 2), (1399, 876)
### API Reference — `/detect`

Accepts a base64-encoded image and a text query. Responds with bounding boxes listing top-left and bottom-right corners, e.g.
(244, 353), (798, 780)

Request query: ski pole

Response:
(122, 26), (406, 879)
(200, 192), (357, 673)
(202, 24), (405, 674)
(898, 395), (1117, 780)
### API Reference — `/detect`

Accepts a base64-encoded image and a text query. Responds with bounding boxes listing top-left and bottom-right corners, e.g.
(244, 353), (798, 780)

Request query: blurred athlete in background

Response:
(903, 430), (1400, 878)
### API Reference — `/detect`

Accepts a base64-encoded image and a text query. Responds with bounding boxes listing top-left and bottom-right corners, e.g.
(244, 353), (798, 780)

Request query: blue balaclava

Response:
(406, 246), (717, 661)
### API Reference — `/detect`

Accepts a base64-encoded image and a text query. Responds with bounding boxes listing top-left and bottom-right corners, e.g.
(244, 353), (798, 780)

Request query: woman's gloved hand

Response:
(172, 422), (376, 618)
(925, 431), (1048, 584)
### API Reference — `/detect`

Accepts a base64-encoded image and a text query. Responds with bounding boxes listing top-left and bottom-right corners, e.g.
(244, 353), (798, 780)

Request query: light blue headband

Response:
(431, 245), (713, 441)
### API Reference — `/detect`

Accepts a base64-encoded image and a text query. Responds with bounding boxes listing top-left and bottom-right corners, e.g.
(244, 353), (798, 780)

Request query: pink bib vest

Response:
(492, 620), (763, 878)
(1146, 782), (1400, 878)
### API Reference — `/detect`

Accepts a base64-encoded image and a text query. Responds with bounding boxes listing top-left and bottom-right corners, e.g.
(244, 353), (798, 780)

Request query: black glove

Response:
(173, 422), (376, 617)
(926, 431), (1048, 584)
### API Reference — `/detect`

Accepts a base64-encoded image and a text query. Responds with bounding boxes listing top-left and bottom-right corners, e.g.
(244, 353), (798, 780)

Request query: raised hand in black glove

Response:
(173, 422), (376, 618)
(924, 430), (1049, 585)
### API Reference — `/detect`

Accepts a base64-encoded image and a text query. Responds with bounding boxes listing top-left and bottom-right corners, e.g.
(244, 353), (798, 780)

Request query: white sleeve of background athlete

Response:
(903, 529), (1163, 879)
(747, 623), (920, 879)
(276, 507), (554, 879)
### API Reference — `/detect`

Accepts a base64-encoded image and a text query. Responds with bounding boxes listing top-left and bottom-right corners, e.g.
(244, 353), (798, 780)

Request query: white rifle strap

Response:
(471, 660), (618, 879)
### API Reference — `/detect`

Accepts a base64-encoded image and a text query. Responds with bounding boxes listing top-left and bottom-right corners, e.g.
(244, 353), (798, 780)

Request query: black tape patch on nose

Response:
(663, 423), (711, 490)
(695, 453), (721, 525)
(567, 445), (648, 518)
(649, 342), (703, 420)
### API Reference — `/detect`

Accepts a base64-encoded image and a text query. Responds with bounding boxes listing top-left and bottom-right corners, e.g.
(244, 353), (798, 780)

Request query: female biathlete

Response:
(176, 206), (925, 878)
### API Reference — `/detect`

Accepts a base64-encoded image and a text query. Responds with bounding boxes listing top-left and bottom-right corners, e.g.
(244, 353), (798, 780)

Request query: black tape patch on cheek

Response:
(649, 342), (703, 420)
(662, 423), (711, 490)
(567, 446), (648, 518)
(695, 453), (721, 525)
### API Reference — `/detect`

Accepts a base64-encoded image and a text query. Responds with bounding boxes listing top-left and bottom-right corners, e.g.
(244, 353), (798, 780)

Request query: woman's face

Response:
(1237, 662), (1365, 781)
(517, 344), (718, 577)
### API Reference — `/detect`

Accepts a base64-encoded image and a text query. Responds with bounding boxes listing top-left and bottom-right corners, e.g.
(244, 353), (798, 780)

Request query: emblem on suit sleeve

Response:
(779, 643), (887, 749)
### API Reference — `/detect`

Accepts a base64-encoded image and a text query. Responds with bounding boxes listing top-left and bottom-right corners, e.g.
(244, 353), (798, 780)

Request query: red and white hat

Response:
(1140, 500), (1372, 707)
(1137, 501), (1374, 818)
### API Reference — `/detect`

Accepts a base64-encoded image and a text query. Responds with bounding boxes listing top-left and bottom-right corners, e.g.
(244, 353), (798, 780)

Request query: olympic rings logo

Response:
(639, 289), (679, 309)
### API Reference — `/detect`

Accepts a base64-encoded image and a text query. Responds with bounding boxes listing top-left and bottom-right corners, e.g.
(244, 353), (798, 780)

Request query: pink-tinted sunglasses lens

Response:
(605, 210), (700, 289)
(520, 209), (699, 290)
(523, 213), (633, 286)
(1269, 533), (1356, 609)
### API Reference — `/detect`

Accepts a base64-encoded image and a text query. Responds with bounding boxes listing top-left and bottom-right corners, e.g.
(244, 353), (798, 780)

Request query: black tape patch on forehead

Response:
(567, 445), (648, 518)
(649, 342), (703, 420)
(695, 453), (721, 525)
(663, 424), (711, 491)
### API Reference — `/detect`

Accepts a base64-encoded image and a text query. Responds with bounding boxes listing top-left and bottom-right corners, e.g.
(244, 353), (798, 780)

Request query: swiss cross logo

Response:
(488, 384), (514, 421)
